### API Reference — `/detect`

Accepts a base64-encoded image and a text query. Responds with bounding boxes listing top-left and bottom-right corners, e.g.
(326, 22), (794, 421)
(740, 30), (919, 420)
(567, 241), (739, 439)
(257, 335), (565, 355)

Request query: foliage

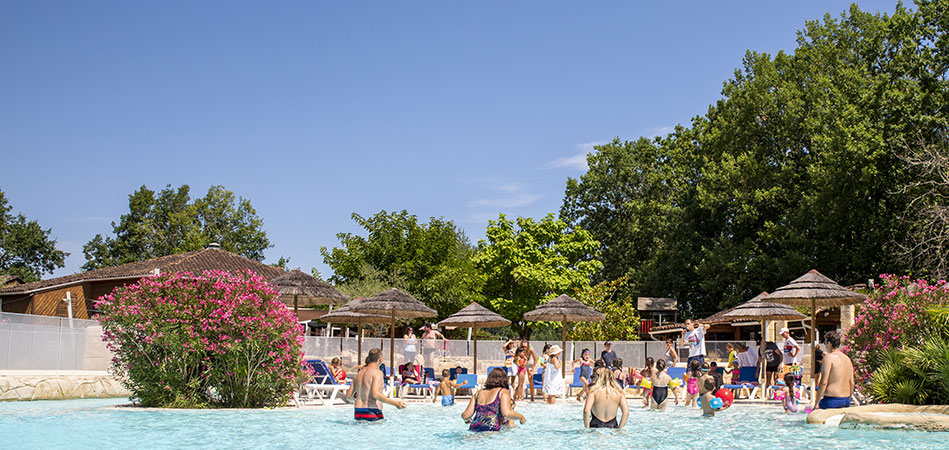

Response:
(475, 213), (602, 337)
(95, 270), (307, 408)
(322, 210), (483, 317)
(897, 132), (949, 279)
(568, 277), (640, 341)
(560, 2), (949, 316)
(0, 189), (68, 282)
(83, 185), (271, 270)
(844, 274), (949, 391)
(866, 333), (949, 405)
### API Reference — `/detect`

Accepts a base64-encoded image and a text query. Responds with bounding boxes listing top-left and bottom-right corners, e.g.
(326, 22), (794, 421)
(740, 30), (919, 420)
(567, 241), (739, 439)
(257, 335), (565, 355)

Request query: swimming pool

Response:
(0, 398), (945, 450)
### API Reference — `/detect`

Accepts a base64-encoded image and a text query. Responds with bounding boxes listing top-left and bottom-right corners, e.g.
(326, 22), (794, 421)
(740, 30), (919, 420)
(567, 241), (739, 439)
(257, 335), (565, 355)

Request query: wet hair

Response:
(825, 330), (842, 349)
(655, 359), (666, 372)
(784, 372), (795, 397)
(613, 358), (623, 369)
(703, 377), (715, 391)
(590, 367), (622, 396)
(330, 357), (341, 365)
(442, 369), (450, 378)
(689, 359), (701, 377)
(594, 359), (607, 370)
(483, 368), (510, 390)
(366, 348), (382, 364)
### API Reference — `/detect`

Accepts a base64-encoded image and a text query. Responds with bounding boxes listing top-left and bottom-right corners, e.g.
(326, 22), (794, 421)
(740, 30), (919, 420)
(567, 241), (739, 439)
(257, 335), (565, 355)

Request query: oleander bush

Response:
(95, 270), (308, 408)
(844, 274), (949, 404)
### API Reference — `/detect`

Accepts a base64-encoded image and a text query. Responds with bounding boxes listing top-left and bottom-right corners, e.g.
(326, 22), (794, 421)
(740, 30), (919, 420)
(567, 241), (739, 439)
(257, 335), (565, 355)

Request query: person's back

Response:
(462, 368), (526, 431)
(584, 367), (629, 429)
(817, 331), (854, 410)
(353, 348), (406, 421)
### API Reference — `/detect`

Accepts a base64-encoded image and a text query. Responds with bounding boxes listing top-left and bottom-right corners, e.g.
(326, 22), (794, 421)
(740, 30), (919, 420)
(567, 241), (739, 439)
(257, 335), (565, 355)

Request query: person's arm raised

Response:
(498, 389), (526, 424)
(371, 372), (406, 409)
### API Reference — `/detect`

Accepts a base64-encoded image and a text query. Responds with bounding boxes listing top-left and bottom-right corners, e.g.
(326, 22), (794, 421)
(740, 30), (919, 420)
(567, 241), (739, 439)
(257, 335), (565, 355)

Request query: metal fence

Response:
(0, 312), (111, 371)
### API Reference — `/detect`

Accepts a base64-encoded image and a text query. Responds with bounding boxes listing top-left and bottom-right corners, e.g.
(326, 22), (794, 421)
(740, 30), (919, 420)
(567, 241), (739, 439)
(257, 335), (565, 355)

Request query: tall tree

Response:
(321, 210), (483, 316)
(0, 190), (68, 282)
(82, 185), (270, 270)
(475, 213), (602, 336)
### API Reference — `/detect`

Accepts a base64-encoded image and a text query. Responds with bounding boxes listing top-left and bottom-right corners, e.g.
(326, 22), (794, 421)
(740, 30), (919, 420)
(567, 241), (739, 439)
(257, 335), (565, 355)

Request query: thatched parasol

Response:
(723, 292), (807, 398)
(319, 299), (390, 365)
(765, 270), (867, 405)
(438, 302), (511, 374)
(524, 294), (605, 377)
(270, 269), (348, 315)
(348, 288), (437, 372)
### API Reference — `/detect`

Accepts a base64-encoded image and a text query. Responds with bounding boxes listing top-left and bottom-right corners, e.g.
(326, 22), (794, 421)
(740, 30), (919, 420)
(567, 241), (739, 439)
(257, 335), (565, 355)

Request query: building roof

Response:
(0, 248), (285, 295)
(637, 297), (677, 311)
(0, 275), (23, 287)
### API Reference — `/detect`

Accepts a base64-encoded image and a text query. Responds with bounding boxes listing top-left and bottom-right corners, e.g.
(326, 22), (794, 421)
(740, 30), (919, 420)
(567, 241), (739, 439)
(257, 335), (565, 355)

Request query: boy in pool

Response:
(700, 378), (717, 417)
(435, 369), (457, 406)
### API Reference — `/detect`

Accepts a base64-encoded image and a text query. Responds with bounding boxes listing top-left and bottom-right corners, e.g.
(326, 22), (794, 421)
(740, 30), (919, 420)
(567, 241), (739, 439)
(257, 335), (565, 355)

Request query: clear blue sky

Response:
(1, 1), (905, 279)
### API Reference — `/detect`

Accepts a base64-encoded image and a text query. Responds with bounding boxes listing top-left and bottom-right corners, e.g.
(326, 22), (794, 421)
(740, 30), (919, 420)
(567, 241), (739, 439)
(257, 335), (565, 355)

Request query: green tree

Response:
(0, 190), (68, 282)
(475, 213), (602, 337)
(568, 277), (640, 341)
(82, 185), (270, 270)
(321, 210), (483, 316)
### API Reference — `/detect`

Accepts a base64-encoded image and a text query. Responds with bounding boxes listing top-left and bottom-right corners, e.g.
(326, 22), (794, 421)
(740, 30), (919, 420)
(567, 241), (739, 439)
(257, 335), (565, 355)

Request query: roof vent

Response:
(207, 242), (221, 249)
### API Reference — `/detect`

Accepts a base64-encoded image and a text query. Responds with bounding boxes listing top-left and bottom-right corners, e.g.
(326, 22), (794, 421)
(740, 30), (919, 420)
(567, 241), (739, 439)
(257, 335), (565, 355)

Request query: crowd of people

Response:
(345, 324), (856, 431)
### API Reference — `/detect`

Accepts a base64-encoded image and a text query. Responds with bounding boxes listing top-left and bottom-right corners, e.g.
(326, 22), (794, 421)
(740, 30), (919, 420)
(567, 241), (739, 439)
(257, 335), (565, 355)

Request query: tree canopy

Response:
(0, 190), (68, 282)
(82, 185), (270, 270)
(321, 210), (483, 317)
(475, 213), (602, 336)
(561, 2), (949, 317)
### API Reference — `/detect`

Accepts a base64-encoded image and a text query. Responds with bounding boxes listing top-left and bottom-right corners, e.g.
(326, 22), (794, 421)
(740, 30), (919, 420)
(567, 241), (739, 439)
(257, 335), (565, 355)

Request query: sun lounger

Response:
(400, 364), (434, 400)
(454, 374), (478, 397)
(302, 359), (350, 406)
(567, 367), (584, 396)
(722, 367), (760, 399)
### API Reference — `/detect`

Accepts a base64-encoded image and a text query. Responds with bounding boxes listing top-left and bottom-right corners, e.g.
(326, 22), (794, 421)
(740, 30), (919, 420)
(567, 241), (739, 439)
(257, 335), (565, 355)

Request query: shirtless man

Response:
(814, 330), (854, 410)
(351, 348), (406, 421)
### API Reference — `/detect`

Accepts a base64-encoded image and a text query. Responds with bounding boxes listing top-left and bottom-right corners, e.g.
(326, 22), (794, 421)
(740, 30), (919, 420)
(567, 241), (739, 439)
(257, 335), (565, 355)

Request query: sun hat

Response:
(549, 345), (563, 356)
(779, 327), (790, 334)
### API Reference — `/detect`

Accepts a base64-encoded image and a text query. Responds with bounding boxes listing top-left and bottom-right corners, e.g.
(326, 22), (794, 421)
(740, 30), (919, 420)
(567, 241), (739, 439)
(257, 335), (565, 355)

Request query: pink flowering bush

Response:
(95, 270), (308, 408)
(844, 274), (949, 398)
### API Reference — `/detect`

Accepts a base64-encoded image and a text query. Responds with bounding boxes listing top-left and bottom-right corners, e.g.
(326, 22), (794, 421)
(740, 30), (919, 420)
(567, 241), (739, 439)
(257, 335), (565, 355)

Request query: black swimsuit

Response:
(651, 386), (669, 405)
(589, 413), (618, 428)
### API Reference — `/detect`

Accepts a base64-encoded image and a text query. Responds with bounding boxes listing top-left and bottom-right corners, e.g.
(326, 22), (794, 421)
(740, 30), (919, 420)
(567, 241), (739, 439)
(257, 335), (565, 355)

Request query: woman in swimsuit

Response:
(572, 349), (594, 401)
(584, 367), (629, 429)
(403, 328), (419, 365)
(420, 324), (446, 369)
(650, 359), (672, 411)
(664, 338), (679, 368)
(640, 356), (654, 407)
(462, 368), (526, 431)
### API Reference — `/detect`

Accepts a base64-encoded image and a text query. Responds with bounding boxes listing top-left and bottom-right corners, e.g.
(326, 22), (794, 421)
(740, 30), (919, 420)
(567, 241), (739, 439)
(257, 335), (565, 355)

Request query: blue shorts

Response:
(354, 408), (384, 421)
(818, 396), (851, 409)
(441, 395), (454, 406)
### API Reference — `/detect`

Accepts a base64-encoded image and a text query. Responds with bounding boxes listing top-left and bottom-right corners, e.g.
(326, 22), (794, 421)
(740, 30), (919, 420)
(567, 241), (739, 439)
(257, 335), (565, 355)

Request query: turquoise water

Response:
(0, 398), (945, 450)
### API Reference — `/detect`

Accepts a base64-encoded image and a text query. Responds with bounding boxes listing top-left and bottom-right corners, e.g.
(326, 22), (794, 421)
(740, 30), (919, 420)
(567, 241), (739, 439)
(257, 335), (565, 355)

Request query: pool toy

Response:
(640, 378), (652, 389)
(714, 388), (734, 408)
(710, 397), (723, 410)
(670, 378), (682, 388)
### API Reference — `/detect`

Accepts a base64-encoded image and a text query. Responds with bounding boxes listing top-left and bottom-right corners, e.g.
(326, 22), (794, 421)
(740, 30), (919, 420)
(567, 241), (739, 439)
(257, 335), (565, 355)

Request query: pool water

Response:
(0, 398), (945, 450)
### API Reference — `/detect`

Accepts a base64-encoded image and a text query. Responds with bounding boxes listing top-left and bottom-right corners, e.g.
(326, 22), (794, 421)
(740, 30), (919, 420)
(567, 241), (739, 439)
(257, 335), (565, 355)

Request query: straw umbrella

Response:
(319, 300), (390, 365)
(765, 270), (866, 404)
(270, 269), (348, 315)
(347, 288), (437, 374)
(438, 302), (511, 374)
(524, 294), (605, 377)
(723, 292), (807, 399)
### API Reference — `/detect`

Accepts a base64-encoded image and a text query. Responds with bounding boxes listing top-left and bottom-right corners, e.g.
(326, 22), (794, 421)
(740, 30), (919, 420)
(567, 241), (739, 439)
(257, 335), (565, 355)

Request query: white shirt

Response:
(782, 337), (801, 364)
(737, 348), (758, 367)
(684, 327), (706, 358)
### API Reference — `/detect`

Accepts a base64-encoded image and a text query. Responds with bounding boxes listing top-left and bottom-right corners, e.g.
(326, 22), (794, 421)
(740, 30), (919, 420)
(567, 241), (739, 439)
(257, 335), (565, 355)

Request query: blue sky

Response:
(1, 1), (904, 279)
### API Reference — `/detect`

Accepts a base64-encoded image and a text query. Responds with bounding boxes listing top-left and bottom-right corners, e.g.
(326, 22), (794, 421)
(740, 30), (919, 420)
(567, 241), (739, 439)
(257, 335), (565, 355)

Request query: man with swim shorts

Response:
(351, 348), (406, 421)
(814, 330), (854, 410)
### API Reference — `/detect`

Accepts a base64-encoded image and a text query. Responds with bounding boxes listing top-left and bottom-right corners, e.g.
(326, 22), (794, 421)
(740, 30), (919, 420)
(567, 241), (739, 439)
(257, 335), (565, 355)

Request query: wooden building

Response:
(0, 245), (284, 319)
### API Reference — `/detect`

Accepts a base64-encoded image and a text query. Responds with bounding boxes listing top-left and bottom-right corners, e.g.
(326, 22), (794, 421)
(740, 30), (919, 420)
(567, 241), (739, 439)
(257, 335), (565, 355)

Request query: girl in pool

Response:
(462, 368), (526, 432)
(640, 356), (654, 407)
(584, 367), (630, 429)
(781, 372), (798, 413)
(572, 348), (594, 401)
(514, 346), (528, 401)
(542, 345), (564, 404)
(683, 359), (701, 407)
(649, 359), (672, 411)
(611, 358), (625, 388)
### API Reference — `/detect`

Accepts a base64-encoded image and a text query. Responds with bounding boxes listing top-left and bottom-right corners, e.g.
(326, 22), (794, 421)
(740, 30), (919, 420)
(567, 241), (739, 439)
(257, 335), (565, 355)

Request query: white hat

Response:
(548, 345), (563, 356)
(779, 327), (789, 334)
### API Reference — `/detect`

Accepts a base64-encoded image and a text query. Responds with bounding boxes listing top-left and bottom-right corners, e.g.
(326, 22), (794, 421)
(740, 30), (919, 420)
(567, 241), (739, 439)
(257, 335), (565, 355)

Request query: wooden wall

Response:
(27, 286), (88, 319)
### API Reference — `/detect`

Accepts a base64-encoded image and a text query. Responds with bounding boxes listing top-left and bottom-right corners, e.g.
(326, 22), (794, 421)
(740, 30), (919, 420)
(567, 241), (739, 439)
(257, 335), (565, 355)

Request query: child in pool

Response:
(700, 378), (717, 417)
(649, 359), (672, 411)
(683, 359), (701, 407)
(698, 362), (713, 396)
(612, 358), (625, 388)
(640, 356), (655, 407)
(435, 369), (457, 406)
(781, 372), (798, 413)
(572, 349), (594, 401)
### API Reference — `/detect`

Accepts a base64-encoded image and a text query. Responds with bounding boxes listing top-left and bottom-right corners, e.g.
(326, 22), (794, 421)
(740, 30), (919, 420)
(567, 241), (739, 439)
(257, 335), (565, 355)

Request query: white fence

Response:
(0, 312), (111, 371)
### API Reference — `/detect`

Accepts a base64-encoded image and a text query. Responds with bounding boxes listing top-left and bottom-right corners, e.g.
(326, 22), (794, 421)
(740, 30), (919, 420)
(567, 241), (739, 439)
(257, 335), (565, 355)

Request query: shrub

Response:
(844, 274), (949, 402)
(96, 270), (308, 408)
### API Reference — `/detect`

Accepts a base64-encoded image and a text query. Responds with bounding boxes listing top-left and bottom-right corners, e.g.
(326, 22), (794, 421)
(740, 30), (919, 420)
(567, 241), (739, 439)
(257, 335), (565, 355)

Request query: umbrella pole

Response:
(811, 298), (817, 407)
(357, 323), (363, 366)
(390, 317), (396, 377)
(561, 319), (567, 379)
(293, 294), (299, 316)
(760, 319), (766, 400)
(473, 327), (478, 375)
